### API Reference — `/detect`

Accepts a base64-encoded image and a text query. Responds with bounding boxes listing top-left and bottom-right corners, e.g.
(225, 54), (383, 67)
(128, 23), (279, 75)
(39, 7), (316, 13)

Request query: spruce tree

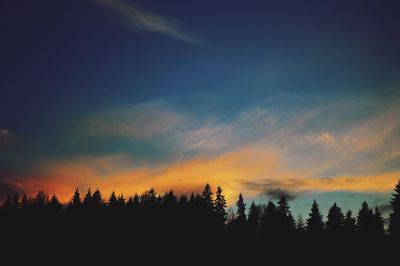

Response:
(372, 206), (384, 237)
(235, 193), (246, 223)
(389, 180), (400, 238)
(306, 200), (324, 234)
(109, 191), (117, 209)
(214, 186), (227, 225)
(248, 201), (260, 233)
(277, 195), (296, 232)
(201, 183), (214, 214)
(325, 202), (344, 233)
(357, 201), (374, 234)
(261, 200), (277, 234)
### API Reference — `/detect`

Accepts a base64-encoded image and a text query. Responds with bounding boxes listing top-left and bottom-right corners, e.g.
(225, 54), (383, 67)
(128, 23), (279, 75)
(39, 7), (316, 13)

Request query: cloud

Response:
(0, 128), (17, 147)
(306, 132), (339, 148)
(82, 101), (184, 140)
(92, 0), (199, 44)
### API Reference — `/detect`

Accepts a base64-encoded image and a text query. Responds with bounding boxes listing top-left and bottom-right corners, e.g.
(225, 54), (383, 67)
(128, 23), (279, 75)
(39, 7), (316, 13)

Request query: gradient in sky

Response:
(1, 0), (400, 218)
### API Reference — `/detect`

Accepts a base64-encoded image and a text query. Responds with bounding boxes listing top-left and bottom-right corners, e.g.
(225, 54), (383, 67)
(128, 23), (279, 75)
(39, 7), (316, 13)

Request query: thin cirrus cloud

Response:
(1, 95), (400, 206)
(92, 0), (200, 44)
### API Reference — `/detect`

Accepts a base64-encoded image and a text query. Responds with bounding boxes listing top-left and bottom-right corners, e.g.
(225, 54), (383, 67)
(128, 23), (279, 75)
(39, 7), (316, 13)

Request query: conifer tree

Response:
(357, 201), (374, 234)
(201, 183), (214, 214)
(214, 186), (227, 225)
(343, 210), (356, 234)
(306, 200), (324, 234)
(372, 206), (384, 237)
(83, 188), (92, 208)
(389, 180), (400, 238)
(109, 191), (117, 209)
(325, 202), (344, 233)
(236, 193), (246, 223)
(277, 195), (296, 232)
(247, 201), (260, 233)
(261, 200), (277, 234)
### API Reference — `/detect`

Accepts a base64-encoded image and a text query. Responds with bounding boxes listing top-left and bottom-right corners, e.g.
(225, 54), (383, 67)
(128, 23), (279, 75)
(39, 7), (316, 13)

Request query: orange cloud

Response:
(10, 144), (400, 204)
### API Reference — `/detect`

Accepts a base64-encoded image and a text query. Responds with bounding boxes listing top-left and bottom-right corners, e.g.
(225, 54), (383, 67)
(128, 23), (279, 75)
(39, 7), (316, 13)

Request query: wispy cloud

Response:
(0, 128), (17, 147)
(81, 101), (184, 140)
(92, 0), (199, 44)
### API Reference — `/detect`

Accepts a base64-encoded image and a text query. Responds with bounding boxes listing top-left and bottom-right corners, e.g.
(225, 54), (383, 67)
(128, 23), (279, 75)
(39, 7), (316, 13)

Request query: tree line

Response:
(1, 181), (400, 242)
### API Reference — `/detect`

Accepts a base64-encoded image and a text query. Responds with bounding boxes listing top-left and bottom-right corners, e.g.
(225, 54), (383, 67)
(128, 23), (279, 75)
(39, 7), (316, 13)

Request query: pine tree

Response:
(306, 200), (324, 234)
(357, 201), (374, 234)
(235, 193), (246, 223)
(201, 183), (214, 214)
(248, 201), (260, 233)
(325, 202), (344, 233)
(92, 189), (103, 208)
(214, 186), (227, 225)
(49, 194), (62, 215)
(109, 191), (118, 209)
(71, 188), (82, 207)
(389, 180), (400, 238)
(372, 206), (384, 237)
(117, 194), (126, 208)
(276, 195), (296, 232)
(261, 200), (277, 234)
(83, 188), (92, 208)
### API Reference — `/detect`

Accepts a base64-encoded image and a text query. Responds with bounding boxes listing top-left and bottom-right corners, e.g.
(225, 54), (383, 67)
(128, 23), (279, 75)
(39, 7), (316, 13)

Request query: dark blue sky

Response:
(1, 0), (400, 216)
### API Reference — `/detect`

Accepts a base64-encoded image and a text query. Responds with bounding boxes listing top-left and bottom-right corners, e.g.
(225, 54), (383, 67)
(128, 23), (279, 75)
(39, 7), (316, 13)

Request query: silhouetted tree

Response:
(236, 193), (246, 224)
(201, 183), (214, 214)
(109, 191), (118, 209)
(357, 201), (374, 235)
(49, 194), (63, 215)
(214, 186), (227, 226)
(306, 200), (324, 234)
(276, 195), (296, 233)
(389, 180), (400, 238)
(325, 203), (344, 233)
(83, 188), (92, 208)
(248, 201), (260, 233)
(261, 200), (277, 235)
(372, 206), (384, 237)
(91, 189), (103, 208)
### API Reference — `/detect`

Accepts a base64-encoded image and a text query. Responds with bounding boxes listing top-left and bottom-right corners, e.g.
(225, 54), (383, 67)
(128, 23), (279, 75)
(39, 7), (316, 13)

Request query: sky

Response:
(1, 0), (400, 219)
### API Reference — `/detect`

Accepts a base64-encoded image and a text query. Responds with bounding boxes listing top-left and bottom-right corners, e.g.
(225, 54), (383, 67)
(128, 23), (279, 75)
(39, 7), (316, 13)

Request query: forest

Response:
(1, 181), (400, 261)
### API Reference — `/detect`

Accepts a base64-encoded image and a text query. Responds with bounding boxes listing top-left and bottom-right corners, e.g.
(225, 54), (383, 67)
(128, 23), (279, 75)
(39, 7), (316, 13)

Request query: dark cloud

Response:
(242, 179), (305, 200)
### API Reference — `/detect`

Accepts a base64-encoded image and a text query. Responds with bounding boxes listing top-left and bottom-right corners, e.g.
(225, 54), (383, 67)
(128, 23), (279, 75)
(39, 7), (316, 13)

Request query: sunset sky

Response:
(1, 0), (400, 218)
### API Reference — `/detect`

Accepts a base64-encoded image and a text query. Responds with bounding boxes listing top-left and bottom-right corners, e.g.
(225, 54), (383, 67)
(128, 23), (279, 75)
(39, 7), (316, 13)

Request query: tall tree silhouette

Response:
(109, 191), (118, 209)
(247, 201), (260, 233)
(236, 193), (246, 224)
(325, 202), (344, 233)
(214, 186), (227, 226)
(276, 195), (296, 233)
(201, 183), (214, 215)
(389, 180), (400, 238)
(261, 200), (277, 235)
(83, 188), (92, 209)
(372, 206), (384, 237)
(357, 201), (374, 235)
(306, 200), (324, 234)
